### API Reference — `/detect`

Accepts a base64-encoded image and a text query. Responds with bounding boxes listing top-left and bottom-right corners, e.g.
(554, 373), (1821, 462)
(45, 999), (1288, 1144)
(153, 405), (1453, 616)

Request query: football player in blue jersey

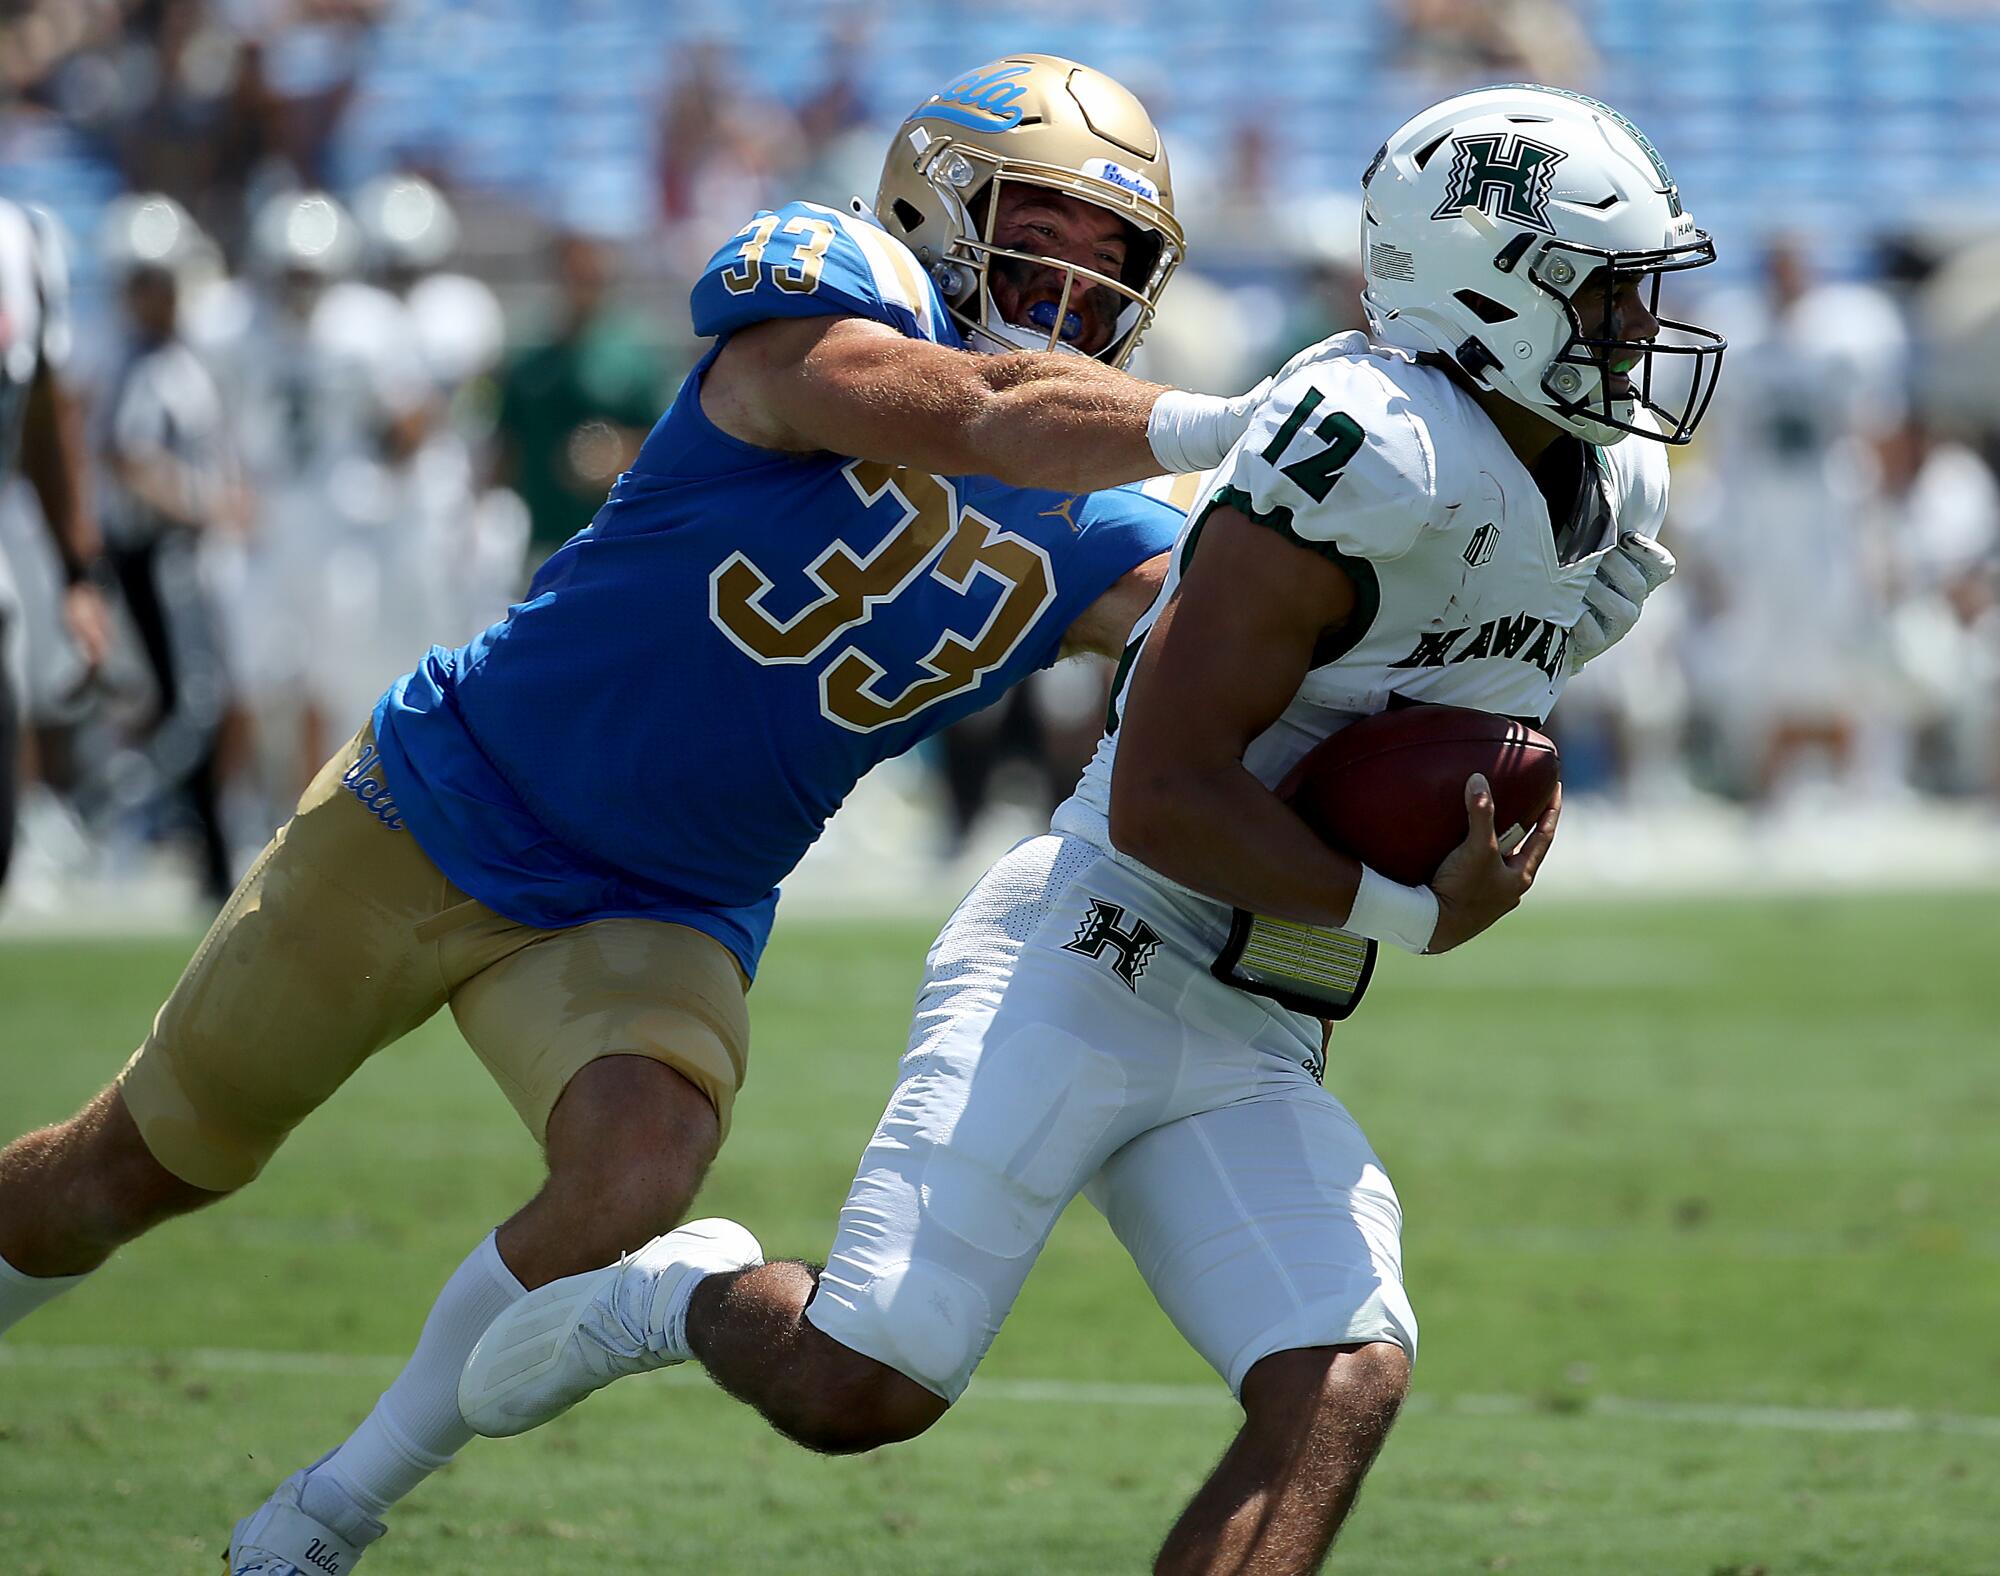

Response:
(0, 55), (1332, 1574)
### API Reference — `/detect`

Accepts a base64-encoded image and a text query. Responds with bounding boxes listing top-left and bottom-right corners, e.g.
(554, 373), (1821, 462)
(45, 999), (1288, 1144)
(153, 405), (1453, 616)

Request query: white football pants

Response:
(806, 835), (1417, 1402)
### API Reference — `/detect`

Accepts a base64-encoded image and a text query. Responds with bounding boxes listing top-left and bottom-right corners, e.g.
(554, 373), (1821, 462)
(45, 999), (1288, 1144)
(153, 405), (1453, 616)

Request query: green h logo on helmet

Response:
(1432, 133), (1568, 234)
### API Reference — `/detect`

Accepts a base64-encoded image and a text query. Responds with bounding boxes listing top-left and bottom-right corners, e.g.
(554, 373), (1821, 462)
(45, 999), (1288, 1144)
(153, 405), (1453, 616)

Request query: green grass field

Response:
(3, 892), (1998, 1575)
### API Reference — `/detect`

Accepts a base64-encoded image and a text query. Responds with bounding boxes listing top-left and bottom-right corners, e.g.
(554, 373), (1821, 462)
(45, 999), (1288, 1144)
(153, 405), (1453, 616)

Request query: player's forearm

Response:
(111, 452), (211, 531)
(23, 375), (100, 574)
(959, 354), (1168, 491)
(1109, 762), (1365, 928)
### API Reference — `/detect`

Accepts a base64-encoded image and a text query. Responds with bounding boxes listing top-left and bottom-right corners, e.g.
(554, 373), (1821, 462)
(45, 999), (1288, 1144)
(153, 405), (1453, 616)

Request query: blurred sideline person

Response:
(198, 188), (429, 835)
(1873, 415), (2000, 794)
(493, 230), (673, 565)
(1680, 238), (1908, 801)
(0, 198), (112, 893)
(92, 194), (242, 906)
(317, 173), (520, 705)
(0, 54), (1347, 1576)
(463, 85), (1724, 1575)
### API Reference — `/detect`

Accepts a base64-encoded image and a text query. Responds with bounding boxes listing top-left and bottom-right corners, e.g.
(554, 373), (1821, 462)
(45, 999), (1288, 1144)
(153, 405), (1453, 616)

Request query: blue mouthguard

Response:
(1027, 300), (1085, 342)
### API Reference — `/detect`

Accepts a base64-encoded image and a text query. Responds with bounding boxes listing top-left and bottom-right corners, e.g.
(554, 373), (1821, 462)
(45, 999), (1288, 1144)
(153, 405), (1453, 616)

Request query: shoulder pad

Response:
(690, 201), (954, 346)
(1208, 353), (1449, 562)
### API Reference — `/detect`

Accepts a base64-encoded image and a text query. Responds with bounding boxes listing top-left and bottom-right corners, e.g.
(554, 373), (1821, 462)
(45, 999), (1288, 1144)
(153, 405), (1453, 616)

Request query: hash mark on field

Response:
(4, 1342), (1999, 1440)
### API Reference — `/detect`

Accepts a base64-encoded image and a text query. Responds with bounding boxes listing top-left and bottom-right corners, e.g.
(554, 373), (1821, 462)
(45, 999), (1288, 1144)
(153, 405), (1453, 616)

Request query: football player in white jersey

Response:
(312, 174), (509, 718)
(0, 198), (112, 893)
(203, 190), (430, 822)
(463, 82), (1727, 1571)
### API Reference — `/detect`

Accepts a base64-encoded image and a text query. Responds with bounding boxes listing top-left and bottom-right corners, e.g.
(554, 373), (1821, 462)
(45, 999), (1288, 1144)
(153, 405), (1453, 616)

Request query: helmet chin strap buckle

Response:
(1454, 336), (1502, 381)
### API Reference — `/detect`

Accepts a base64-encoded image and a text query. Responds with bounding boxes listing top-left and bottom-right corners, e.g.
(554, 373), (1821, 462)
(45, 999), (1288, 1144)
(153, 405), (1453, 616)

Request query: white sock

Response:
(303, 1231), (526, 1523)
(0, 1249), (91, 1337)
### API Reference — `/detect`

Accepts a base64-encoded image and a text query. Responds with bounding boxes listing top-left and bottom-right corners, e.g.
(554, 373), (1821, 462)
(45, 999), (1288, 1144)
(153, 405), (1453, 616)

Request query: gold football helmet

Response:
(873, 54), (1184, 368)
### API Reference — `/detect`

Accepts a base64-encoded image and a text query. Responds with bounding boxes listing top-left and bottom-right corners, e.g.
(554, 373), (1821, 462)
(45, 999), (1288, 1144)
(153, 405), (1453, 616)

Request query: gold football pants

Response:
(118, 727), (750, 1192)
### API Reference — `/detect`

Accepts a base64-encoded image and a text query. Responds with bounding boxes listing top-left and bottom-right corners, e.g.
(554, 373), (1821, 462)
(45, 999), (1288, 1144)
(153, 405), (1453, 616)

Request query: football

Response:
(1278, 704), (1561, 886)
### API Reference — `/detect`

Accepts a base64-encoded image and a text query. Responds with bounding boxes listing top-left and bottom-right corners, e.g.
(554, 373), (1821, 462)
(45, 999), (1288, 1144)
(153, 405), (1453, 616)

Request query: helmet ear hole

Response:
(890, 198), (925, 234)
(1120, 226), (1161, 290)
(1453, 289), (1518, 325)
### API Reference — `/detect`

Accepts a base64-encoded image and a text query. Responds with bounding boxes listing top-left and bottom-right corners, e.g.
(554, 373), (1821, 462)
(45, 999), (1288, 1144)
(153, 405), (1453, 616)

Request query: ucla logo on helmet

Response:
(924, 64), (1032, 132)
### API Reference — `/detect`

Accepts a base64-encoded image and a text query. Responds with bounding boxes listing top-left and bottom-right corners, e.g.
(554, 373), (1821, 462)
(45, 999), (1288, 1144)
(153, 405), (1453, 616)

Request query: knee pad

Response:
(831, 1258), (991, 1401)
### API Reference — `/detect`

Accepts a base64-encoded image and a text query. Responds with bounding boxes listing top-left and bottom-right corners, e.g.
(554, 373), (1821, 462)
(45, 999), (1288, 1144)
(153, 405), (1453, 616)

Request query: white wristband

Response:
(1146, 388), (1254, 474)
(1344, 866), (1440, 955)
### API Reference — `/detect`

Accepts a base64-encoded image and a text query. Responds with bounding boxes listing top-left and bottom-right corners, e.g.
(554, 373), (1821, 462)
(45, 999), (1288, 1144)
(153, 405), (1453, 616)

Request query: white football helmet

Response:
(1360, 84), (1724, 445)
(248, 190), (360, 282)
(99, 193), (204, 278)
(352, 173), (459, 279)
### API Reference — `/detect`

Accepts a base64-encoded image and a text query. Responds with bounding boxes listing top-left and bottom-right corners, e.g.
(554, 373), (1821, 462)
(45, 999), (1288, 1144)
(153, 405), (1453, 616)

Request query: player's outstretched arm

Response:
(702, 315), (1245, 492)
(1109, 504), (1375, 927)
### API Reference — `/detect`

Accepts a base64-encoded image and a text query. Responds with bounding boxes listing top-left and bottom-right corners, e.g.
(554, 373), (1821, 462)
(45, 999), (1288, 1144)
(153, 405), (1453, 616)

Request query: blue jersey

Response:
(374, 202), (1180, 977)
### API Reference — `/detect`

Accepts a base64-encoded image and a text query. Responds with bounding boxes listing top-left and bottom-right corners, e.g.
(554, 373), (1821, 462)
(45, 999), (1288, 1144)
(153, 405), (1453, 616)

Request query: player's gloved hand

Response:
(1426, 773), (1561, 954)
(1146, 331), (1370, 474)
(1566, 532), (1675, 672)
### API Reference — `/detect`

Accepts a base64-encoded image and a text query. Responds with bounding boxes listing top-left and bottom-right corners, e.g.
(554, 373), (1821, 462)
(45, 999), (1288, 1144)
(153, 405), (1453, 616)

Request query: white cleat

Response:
(459, 1217), (762, 1438)
(227, 1461), (383, 1575)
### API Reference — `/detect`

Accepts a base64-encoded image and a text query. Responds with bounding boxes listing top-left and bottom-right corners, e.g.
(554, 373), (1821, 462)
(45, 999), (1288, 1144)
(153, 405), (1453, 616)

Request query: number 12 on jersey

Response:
(1261, 387), (1364, 503)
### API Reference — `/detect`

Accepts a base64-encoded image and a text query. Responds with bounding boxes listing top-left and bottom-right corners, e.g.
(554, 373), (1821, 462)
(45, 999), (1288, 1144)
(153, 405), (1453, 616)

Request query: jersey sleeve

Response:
(1034, 484), (1181, 669)
(1206, 356), (1446, 563)
(1077, 484), (1183, 578)
(689, 201), (954, 347)
(1603, 424), (1670, 540)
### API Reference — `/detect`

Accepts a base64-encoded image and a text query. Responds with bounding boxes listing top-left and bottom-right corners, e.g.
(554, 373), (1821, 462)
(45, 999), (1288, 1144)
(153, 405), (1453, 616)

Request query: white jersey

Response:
(1056, 335), (1668, 873)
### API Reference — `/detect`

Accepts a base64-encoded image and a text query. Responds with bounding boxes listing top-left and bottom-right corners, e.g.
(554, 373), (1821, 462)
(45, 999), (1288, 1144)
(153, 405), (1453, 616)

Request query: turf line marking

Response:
(5, 1343), (1999, 1440)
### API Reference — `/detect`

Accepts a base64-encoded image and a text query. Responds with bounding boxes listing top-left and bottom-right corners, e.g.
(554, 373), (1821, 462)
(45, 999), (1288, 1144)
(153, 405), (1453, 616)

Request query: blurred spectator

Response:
(493, 232), (671, 561)
(199, 187), (422, 829)
(795, 20), (872, 152)
(113, 0), (257, 253)
(1273, 196), (1368, 363)
(322, 171), (522, 652)
(1186, 119), (1284, 270)
(789, 19), (882, 213)
(1873, 417), (2000, 795)
(654, 39), (804, 272)
(1390, 0), (1599, 85)
(220, 0), (386, 188)
(1679, 238), (1912, 802)
(0, 0), (123, 99)
(91, 192), (240, 902)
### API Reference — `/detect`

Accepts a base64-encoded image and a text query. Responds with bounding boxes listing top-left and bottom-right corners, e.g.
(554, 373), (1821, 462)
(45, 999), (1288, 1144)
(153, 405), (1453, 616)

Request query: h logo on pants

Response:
(1063, 899), (1162, 990)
